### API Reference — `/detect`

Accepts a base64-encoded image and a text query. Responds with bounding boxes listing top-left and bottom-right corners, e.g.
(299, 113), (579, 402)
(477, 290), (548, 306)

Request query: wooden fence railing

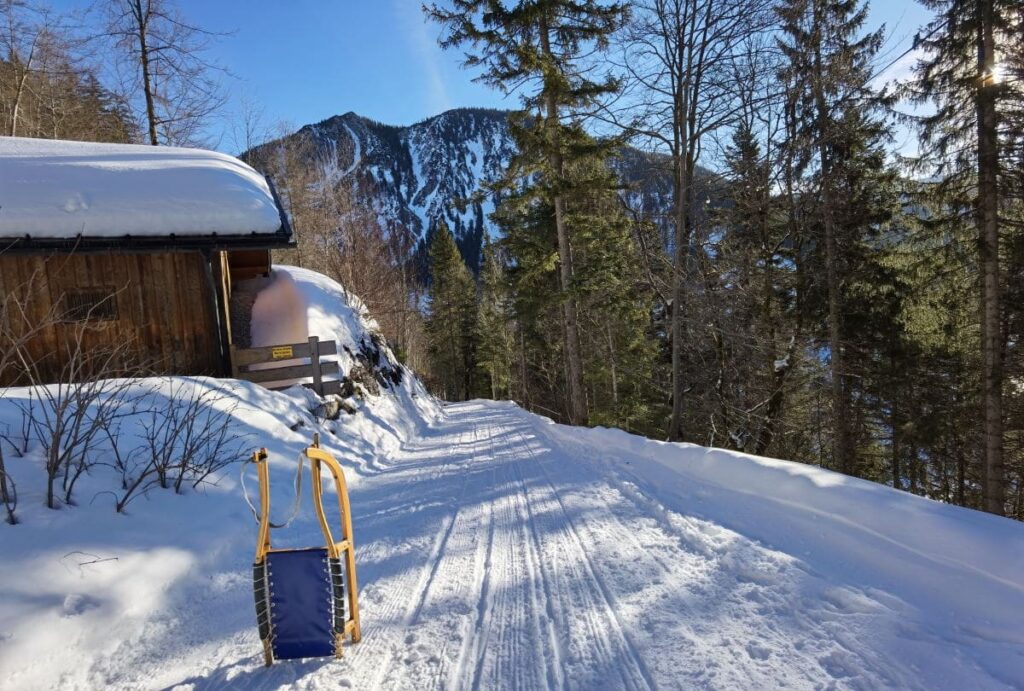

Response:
(230, 335), (341, 396)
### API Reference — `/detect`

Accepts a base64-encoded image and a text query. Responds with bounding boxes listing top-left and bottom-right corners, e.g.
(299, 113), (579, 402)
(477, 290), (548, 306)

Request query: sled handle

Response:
(253, 448), (272, 565)
(305, 435), (362, 645)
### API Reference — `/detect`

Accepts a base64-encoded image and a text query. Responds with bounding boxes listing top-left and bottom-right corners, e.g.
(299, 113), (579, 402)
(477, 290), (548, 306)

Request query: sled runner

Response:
(246, 435), (362, 666)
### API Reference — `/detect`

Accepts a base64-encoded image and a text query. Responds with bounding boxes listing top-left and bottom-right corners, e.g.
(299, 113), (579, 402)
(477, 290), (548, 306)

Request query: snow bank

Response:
(530, 412), (1024, 686)
(0, 137), (282, 238)
(0, 375), (438, 689)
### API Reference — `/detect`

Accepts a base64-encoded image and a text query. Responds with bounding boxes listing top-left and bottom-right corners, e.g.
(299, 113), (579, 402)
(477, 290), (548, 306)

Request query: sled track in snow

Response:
(503, 422), (656, 691)
(351, 408), (664, 691)
(352, 419), (483, 691)
(456, 419), (551, 691)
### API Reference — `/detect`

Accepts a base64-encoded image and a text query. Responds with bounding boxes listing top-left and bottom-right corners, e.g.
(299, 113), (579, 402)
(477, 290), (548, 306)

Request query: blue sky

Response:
(51, 0), (934, 153)
(184, 1), (511, 140)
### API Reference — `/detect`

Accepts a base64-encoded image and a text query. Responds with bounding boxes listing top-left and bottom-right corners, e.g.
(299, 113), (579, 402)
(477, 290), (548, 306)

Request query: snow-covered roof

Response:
(0, 137), (287, 244)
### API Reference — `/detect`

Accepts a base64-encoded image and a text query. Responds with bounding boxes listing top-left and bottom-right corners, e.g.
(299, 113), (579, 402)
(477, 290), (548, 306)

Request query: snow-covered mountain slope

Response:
(248, 108), (517, 272)
(244, 108), (704, 271)
(3, 385), (1024, 688)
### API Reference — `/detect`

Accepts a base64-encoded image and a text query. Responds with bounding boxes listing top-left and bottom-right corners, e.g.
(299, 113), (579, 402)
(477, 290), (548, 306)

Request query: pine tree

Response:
(910, 0), (1016, 515)
(491, 122), (662, 431)
(426, 222), (478, 400)
(877, 185), (980, 504)
(426, 0), (628, 426)
(714, 118), (799, 456)
(563, 144), (661, 433)
(777, 0), (897, 477)
(476, 237), (515, 399)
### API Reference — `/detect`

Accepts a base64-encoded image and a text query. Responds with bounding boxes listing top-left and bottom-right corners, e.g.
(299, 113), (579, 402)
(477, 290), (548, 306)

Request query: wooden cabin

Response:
(0, 136), (294, 385)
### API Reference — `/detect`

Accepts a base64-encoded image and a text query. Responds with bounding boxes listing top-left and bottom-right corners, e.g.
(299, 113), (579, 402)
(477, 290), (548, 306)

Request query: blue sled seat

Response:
(254, 548), (346, 660)
(248, 438), (361, 666)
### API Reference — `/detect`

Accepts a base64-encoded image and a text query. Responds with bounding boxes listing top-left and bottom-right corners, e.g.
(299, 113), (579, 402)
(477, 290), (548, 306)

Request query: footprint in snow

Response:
(62, 594), (100, 617)
(746, 643), (772, 660)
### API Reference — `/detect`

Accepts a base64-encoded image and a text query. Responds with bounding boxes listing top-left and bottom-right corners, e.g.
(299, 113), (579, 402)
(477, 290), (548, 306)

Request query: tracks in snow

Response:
(229, 400), (922, 690)
(348, 404), (659, 691)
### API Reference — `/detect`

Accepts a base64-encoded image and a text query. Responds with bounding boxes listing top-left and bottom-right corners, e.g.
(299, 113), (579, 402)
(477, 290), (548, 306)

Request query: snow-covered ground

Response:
(2, 268), (1023, 690)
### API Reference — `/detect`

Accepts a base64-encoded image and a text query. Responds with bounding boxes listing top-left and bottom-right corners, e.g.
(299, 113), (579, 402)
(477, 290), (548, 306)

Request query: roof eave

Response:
(0, 230), (296, 256)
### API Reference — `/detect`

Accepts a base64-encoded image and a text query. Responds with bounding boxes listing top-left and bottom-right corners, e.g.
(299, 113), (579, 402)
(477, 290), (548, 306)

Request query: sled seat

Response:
(253, 548), (345, 660)
(249, 436), (361, 665)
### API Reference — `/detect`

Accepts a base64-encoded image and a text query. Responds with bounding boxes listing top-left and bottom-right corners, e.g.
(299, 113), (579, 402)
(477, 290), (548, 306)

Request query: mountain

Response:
(245, 107), (710, 272)
(247, 108), (516, 273)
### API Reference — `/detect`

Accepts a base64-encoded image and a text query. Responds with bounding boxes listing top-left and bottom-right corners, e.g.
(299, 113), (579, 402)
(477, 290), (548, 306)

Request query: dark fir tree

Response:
(777, 0), (897, 477)
(491, 124), (662, 432)
(426, 221), (478, 400)
(476, 237), (516, 400)
(909, 0), (1019, 515)
(426, 0), (629, 426)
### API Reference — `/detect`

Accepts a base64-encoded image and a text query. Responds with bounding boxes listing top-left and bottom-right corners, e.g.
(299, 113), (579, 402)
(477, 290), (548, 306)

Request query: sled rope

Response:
(242, 451), (304, 529)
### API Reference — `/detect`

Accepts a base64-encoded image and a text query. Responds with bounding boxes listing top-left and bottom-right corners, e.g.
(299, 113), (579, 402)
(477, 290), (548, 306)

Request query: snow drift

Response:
(533, 412), (1024, 687)
(0, 136), (283, 238)
(249, 265), (404, 390)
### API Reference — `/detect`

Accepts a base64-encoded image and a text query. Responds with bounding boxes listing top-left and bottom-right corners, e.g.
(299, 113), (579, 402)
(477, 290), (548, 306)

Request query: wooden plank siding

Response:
(0, 251), (224, 385)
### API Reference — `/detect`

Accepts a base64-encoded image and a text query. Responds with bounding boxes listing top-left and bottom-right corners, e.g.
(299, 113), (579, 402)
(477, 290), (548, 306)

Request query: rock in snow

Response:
(0, 268), (1023, 690)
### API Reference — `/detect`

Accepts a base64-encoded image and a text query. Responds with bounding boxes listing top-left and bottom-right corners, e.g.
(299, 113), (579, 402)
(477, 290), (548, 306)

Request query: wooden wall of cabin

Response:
(0, 251), (223, 385)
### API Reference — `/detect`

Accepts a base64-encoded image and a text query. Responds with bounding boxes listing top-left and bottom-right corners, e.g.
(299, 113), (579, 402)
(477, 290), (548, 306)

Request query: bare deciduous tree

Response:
(614, 0), (773, 440)
(98, 0), (227, 146)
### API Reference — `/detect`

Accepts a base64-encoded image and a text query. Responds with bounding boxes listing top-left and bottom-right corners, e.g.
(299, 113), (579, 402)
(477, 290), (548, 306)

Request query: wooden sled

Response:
(249, 434), (361, 665)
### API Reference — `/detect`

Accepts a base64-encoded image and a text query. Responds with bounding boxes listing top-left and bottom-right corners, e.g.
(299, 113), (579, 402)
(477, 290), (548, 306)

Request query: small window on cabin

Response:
(62, 289), (119, 322)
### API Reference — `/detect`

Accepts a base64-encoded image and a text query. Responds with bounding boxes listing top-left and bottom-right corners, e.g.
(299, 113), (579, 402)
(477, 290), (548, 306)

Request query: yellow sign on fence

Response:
(271, 346), (294, 359)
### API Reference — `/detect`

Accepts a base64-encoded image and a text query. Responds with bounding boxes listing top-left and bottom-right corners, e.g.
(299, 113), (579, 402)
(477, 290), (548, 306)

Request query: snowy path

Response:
(5, 397), (1022, 690)
(148, 400), (1022, 690)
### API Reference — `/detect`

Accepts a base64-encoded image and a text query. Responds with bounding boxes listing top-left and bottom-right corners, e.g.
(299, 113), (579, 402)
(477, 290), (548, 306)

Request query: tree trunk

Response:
(132, 0), (159, 145)
(518, 326), (529, 409)
(976, 0), (1004, 515)
(811, 28), (852, 477)
(756, 338), (794, 456)
(668, 89), (690, 441)
(9, 36), (38, 137)
(10, 64), (28, 136)
(47, 467), (56, 509)
(0, 445), (13, 524)
(539, 15), (587, 427)
(606, 322), (619, 407)
(891, 394), (901, 490)
(890, 344), (901, 489)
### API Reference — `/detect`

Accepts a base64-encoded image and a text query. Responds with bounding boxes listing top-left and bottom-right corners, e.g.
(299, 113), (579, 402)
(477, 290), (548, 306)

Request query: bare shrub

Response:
(0, 267), (65, 521)
(17, 355), (139, 509)
(1, 271), (249, 517)
(3, 282), (141, 509)
(121, 378), (248, 510)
